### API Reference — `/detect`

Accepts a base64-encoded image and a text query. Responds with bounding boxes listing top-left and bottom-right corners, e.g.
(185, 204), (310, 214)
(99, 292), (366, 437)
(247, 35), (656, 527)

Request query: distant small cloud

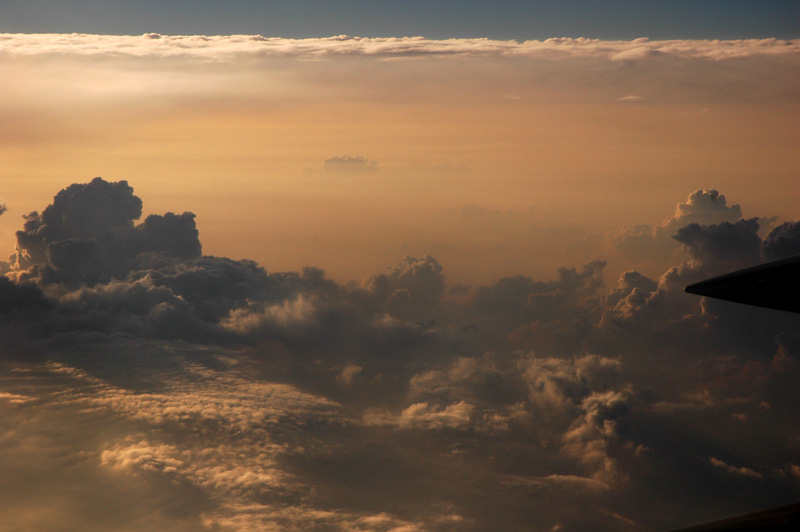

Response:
(324, 155), (378, 172)
(616, 95), (645, 103)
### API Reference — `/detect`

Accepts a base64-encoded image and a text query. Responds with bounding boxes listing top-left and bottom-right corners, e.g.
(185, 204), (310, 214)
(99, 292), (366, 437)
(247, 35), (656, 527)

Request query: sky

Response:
(1, 3), (800, 532)
(1, 1), (799, 39)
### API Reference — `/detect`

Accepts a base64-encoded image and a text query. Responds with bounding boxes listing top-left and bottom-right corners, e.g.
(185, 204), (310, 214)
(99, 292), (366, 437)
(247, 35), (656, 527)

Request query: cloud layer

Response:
(2, 34), (798, 60)
(2, 178), (800, 531)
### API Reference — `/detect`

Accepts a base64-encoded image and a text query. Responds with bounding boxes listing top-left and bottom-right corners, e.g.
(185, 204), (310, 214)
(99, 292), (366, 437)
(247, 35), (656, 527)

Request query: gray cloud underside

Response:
(1, 34), (798, 61)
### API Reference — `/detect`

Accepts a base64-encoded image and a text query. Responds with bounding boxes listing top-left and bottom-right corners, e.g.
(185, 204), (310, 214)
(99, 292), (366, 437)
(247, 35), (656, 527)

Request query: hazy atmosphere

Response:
(1, 2), (799, 531)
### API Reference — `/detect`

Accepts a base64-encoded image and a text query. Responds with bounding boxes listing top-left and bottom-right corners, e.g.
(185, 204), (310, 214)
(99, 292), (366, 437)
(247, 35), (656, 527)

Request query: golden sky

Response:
(2, 35), (798, 283)
(3, 33), (800, 532)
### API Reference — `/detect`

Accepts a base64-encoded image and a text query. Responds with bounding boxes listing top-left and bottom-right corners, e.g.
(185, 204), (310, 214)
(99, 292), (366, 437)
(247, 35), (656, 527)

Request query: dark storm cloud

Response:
(3, 178), (800, 531)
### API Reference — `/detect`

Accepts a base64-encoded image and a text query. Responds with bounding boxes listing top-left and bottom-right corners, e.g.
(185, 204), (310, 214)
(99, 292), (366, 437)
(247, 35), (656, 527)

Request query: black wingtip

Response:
(684, 255), (800, 313)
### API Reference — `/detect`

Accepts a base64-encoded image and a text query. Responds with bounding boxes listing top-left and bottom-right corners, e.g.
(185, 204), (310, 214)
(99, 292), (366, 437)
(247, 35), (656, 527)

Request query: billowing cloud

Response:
(9, 178), (201, 286)
(762, 221), (800, 262)
(364, 255), (445, 321)
(664, 189), (743, 230)
(607, 189), (748, 276)
(673, 218), (762, 270)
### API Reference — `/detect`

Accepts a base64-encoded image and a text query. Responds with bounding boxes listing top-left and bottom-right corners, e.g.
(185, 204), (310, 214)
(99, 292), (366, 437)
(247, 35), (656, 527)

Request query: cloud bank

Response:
(1, 34), (798, 61)
(2, 178), (800, 531)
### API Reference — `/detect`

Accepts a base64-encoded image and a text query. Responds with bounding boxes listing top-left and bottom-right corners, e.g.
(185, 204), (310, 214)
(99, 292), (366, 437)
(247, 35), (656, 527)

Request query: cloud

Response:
(607, 189), (747, 275)
(610, 46), (662, 62)
(0, 391), (32, 405)
(762, 221), (800, 262)
(11, 178), (142, 272)
(3, 179), (800, 531)
(674, 218), (762, 270)
(9, 178), (201, 285)
(471, 260), (605, 328)
(709, 457), (764, 479)
(396, 401), (475, 430)
(223, 294), (319, 332)
(324, 155), (378, 173)
(616, 94), (645, 102)
(535, 474), (610, 493)
(664, 189), (743, 231)
(7, 356), (469, 532)
(364, 255), (445, 320)
(137, 212), (202, 259)
(1, 34), (797, 61)
(0, 276), (50, 316)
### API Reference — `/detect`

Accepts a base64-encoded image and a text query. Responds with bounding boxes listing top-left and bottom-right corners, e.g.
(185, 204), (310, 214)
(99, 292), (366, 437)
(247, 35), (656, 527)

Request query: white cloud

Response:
(616, 94), (645, 102)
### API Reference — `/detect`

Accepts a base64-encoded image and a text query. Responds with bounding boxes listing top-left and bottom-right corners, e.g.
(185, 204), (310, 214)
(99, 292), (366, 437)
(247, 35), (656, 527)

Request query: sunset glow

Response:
(1, 3), (799, 531)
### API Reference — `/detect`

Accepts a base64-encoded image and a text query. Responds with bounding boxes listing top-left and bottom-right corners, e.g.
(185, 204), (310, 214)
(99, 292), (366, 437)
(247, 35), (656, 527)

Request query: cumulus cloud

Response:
(470, 260), (605, 341)
(664, 189), (743, 231)
(762, 221), (800, 262)
(9, 178), (201, 285)
(364, 255), (445, 321)
(607, 189), (747, 275)
(674, 218), (762, 270)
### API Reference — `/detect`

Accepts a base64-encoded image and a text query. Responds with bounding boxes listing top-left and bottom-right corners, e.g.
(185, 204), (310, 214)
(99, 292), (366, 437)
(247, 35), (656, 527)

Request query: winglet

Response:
(684, 255), (800, 313)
